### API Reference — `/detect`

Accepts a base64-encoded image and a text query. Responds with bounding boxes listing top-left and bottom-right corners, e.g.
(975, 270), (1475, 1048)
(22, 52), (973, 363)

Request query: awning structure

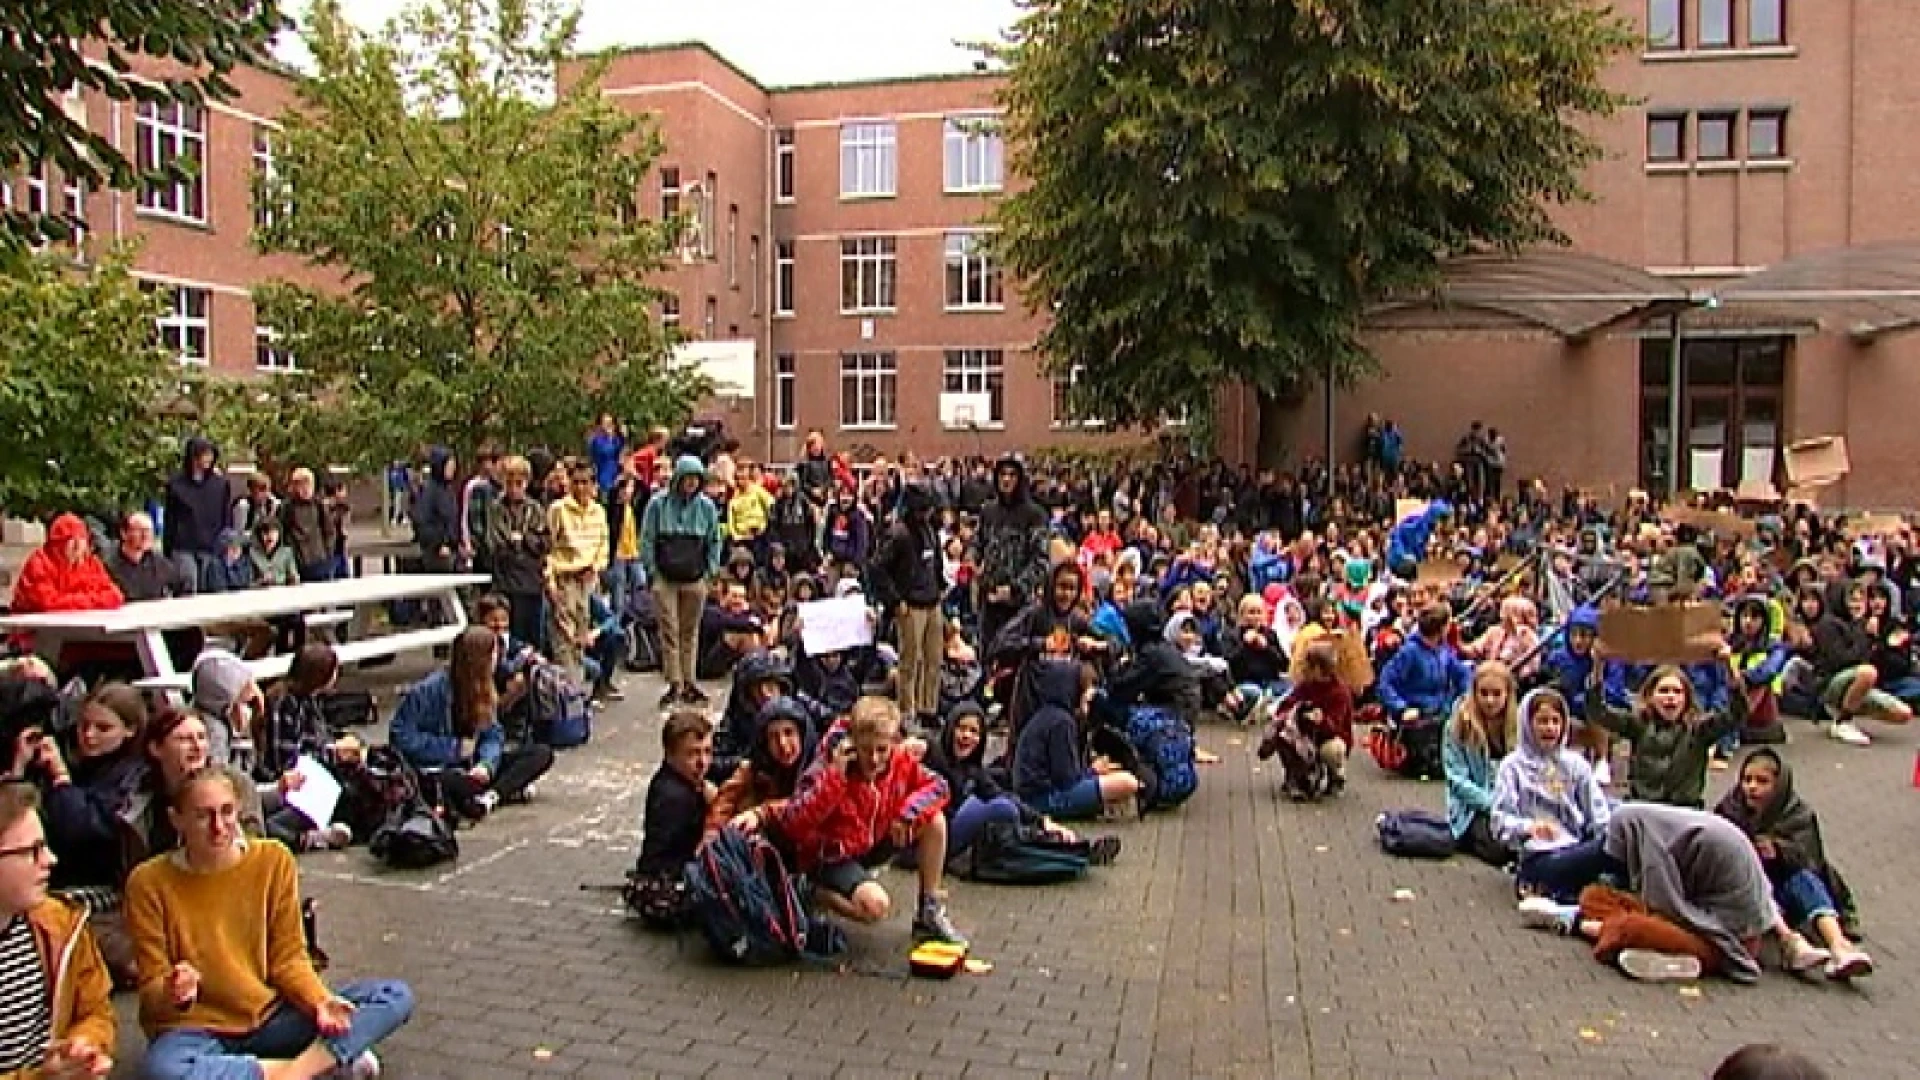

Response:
(1715, 243), (1920, 341)
(1366, 249), (1694, 340)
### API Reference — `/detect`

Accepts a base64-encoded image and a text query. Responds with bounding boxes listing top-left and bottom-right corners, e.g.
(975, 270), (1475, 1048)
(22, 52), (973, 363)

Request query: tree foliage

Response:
(253, 0), (704, 471)
(0, 0), (286, 250)
(990, 0), (1634, 428)
(0, 250), (175, 518)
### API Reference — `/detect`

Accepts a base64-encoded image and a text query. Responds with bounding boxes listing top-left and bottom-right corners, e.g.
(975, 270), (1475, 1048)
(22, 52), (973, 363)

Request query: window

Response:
(25, 165), (46, 217)
(839, 122), (896, 198)
(775, 240), (795, 316)
(135, 101), (206, 222)
(775, 354), (796, 429)
(1697, 112), (1735, 161)
(255, 326), (295, 372)
(252, 125), (282, 231)
(839, 236), (897, 313)
(156, 286), (210, 366)
(943, 115), (1005, 193)
(703, 296), (717, 339)
(775, 128), (795, 203)
(61, 175), (84, 248)
(943, 349), (1005, 426)
(749, 235), (761, 315)
(839, 352), (897, 428)
(1647, 114), (1686, 163)
(944, 232), (1004, 310)
(1051, 364), (1102, 428)
(660, 166), (681, 220)
(1699, 0), (1733, 47)
(702, 172), (717, 258)
(1748, 110), (1786, 160)
(1647, 0), (1682, 49)
(727, 205), (739, 287)
(1749, 0), (1784, 45)
(661, 292), (680, 329)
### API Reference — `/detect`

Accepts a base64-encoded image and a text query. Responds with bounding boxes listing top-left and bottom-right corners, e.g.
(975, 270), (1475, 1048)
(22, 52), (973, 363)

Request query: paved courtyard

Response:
(109, 666), (1920, 1078)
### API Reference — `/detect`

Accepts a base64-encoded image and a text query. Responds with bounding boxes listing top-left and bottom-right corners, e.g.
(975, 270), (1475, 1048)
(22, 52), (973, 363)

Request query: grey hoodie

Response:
(1604, 804), (1772, 983)
(1489, 690), (1609, 854)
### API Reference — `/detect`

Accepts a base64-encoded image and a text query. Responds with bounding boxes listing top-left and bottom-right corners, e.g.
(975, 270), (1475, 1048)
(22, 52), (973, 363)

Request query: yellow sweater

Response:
(547, 496), (610, 577)
(124, 841), (331, 1037)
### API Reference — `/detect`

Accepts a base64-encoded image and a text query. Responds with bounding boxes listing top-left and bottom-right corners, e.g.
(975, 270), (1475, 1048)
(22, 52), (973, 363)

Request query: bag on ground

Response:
(524, 660), (593, 749)
(364, 747), (460, 870)
(956, 820), (1090, 885)
(1375, 809), (1456, 859)
(1126, 705), (1198, 810)
(685, 827), (845, 965)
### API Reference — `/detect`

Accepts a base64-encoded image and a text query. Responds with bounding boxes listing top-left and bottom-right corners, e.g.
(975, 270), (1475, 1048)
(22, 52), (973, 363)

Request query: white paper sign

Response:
(284, 754), (342, 829)
(798, 596), (874, 656)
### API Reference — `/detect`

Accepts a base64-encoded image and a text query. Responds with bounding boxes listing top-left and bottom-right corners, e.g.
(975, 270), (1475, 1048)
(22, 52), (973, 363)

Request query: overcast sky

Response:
(278, 0), (1024, 85)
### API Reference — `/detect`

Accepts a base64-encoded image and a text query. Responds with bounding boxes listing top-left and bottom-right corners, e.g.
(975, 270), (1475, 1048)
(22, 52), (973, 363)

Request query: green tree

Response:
(254, 0), (704, 471)
(990, 0), (1633, 443)
(0, 0), (286, 249)
(0, 250), (174, 518)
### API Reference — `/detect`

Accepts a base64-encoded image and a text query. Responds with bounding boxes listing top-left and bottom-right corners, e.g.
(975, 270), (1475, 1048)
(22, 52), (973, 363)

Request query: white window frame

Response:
(703, 295), (717, 339)
(660, 166), (681, 221)
(25, 165), (46, 217)
(839, 235), (897, 314)
(61, 174), (84, 251)
(943, 114), (1005, 193)
(775, 128), (796, 203)
(839, 351), (897, 430)
(661, 292), (680, 329)
(775, 353), (797, 430)
(255, 325), (296, 372)
(774, 239), (796, 316)
(727, 204), (739, 287)
(839, 121), (897, 199)
(1051, 364), (1105, 429)
(135, 101), (206, 223)
(156, 285), (211, 367)
(944, 231), (1004, 311)
(252, 124), (281, 231)
(943, 348), (1006, 428)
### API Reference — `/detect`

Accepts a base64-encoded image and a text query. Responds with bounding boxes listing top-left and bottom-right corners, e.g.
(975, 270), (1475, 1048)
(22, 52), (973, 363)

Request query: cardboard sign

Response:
(1326, 629), (1376, 693)
(1733, 478), (1782, 504)
(1784, 436), (1850, 489)
(1417, 557), (1466, 586)
(1850, 513), (1908, 538)
(1599, 602), (1724, 664)
(1395, 499), (1428, 524)
(1660, 504), (1756, 540)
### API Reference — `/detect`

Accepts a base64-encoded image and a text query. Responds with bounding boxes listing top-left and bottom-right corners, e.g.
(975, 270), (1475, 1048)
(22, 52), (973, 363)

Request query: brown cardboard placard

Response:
(1599, 602), (1724, 665)
(1733, 478), (1782, 504)
(1395, 499), (1428, 524)
(1660, 504), (1757, 539)
(1417, 557), (1466, 586)
(1784, 435), (1850, 488)
(1850, 513), (1909, 538)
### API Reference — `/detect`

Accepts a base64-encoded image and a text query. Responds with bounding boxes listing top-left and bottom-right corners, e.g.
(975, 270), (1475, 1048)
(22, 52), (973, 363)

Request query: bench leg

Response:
(136, 630), (185, 706)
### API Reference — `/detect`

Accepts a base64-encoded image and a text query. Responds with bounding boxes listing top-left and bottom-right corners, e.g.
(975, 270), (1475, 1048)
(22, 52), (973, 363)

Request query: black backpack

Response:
(956, 821), (1089, 885)
(1375, 809), (1456, 860)
(363, 748), (460, 870)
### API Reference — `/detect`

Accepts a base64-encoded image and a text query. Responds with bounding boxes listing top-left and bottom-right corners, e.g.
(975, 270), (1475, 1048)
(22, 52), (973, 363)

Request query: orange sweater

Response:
(124, 841), (331, 1037)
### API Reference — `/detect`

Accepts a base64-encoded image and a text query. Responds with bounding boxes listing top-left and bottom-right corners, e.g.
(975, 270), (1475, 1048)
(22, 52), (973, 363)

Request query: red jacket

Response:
(13, 514), (123, 615)
(1275, 676), (1355, 747)
(766, 719), (949, 872)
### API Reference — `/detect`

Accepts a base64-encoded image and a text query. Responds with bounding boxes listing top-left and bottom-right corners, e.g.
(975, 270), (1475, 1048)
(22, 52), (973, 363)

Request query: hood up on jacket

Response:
(938, 700), (990, 770)
(993, 455), (1031, 506)
(746, 695), (817, 797)
(1031, 657), (1083, 712)
(179, 435), (220, 477)
(671, 454), (706, 494)
(426, 446), (456, 486)
(1122, 598), (1167, 643)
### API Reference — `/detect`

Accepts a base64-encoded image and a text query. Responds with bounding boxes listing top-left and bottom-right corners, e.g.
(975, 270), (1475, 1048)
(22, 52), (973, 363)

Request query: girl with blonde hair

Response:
(1442, 661), (1518, 865)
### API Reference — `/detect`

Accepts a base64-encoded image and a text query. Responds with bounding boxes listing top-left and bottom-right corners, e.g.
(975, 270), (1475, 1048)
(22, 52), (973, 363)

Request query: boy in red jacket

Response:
(1255, 641), (1354, 799)
(737, 696), (966, 944)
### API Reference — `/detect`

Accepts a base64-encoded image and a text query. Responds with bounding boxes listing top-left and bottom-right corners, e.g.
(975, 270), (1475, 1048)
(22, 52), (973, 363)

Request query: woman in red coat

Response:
(12, 513), (124, 671)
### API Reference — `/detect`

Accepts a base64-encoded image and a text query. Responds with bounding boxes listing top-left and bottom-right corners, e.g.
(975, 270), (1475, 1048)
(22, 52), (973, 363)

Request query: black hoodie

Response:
(163, 435), (227, 558)
(871, 484), (942, 610)
(1012, 660), (1089, 802)
(412, 446), (460, 554)
(924, 701), (1022, 817)
(978, 457), (1050, 607)
(1107, 600), (1201, 717)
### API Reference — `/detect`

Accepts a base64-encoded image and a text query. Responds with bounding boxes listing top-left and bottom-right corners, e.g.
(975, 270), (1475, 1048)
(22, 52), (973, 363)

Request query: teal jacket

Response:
(639, 455), (723, 580)
(1442, 724), (1500, 839)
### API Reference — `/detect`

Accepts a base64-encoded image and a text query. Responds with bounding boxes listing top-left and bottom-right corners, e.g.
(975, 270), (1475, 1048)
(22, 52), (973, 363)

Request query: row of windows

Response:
(665, 231), (1004, 326)
(768, 117), (1005, 203)
(1648, 0), (1785, 51)
(768, 350), (1093, 432)
(129, 97), (285, 231)
(1647, 108), (1787, 164)
(143, 284), (296, 372)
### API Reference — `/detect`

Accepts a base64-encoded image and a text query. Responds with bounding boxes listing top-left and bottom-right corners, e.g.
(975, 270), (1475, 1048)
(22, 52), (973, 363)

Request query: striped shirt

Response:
(0, 914), (51, 1072)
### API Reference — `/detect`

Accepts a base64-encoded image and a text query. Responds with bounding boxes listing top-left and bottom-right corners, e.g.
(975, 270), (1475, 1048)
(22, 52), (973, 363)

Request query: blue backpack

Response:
(1375, 809), (1456, 859)
(684, 828), (845, 966)
(1126, 705), (1198, 810)
(526, 661), (592, 749)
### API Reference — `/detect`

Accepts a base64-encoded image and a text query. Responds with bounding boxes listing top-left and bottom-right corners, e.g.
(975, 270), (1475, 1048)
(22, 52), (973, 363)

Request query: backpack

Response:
(684, 827), (845, 966)
(364, 748), (460, 870)
(1375, 809), (1456, 859)
(957, 821), (1089, 885)
(1126, 705), (1198, 810)
(525, 661), (592, 749)
(623, 868), (694, 931)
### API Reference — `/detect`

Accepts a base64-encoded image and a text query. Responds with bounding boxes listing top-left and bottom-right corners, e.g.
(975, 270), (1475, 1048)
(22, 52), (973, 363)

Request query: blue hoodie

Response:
(1377, 632), (1471, 718)
(1490, 690), (1610, 854)
(389, 669), (505, 773)
(1012, 660), (1090, 803)
(1543, 605), (1629, 715)
(1387, 500), (1452, 572)
(1248, 539), (1289, 592)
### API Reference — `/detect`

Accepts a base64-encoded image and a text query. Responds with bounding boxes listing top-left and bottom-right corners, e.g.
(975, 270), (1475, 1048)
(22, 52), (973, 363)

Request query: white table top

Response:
(0, 574), (489, 635)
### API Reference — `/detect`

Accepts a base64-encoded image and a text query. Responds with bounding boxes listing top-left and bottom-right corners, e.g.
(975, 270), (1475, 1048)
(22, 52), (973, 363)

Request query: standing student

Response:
(545, 461), (610, 685)
(641, 456), (724, 709)
(163, 436), (227, 589)
(602, 474), (646, 623)
(484, 455), (552, 655)
(279, 469), (338, 585)
(411, 447), (461, 574)
(872, 484), (945, 731)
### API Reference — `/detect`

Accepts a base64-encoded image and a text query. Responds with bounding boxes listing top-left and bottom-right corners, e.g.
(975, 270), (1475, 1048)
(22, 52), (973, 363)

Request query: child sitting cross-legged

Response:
(1494, 689), (1613, 907)
(736, 696), (967, 944)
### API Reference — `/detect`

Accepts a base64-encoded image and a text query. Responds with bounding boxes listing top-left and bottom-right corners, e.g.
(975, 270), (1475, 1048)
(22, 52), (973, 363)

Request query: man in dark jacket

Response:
(977, 456), (1051, 658)
(768, 472), (821, 574)
(412, 447), (461, 573)
(106, 512), (187, 602)
(872, 484), (945, 729)
(483, 455), (551, 651)
(278, 467), (338, 583)
(163, 435), (227, 585)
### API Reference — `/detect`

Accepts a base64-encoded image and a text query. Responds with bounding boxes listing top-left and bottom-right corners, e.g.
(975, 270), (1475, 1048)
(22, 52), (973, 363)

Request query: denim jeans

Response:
(602, 558), (645, 622)
(1516, 837), (1622, 904)
(584, 624), (628, 688)
(948, 795), (1023, 854)
(1027, 775), (1105, 821)
(143, 979), (415, 1080)
(1775, 868), (1839, 928)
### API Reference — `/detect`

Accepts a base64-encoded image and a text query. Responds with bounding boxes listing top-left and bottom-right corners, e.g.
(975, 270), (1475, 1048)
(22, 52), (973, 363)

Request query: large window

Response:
(839, 352), (897, 429)
(1748, 110), (1787, 159)
(1051, 364), (1103, 428)
(660, 166), (681, 221)
(839, 236), (897, 313)
(943, 115), (1004, 193)
(775, 354), (796, 429)
(1647, 114), (1686, 163)
(943, 349), (1005, 427)
(1697, 113), (1735, 161)
(135, 101), (206, 222)
(1698, 0), (1733, 47)
(1639, 337), (1786, 495)
(255, 326), (295, 372)
(1647, 0), (1682, 49)
(155, 285), (210, 366)
(1749, 0), (1785, 45)
(839, 122), (896, 198)
(252, 125), (282, 231)
(774, 239), (795, 316)
(944, 232), (1004, 310)
(775, 128), (795, 203)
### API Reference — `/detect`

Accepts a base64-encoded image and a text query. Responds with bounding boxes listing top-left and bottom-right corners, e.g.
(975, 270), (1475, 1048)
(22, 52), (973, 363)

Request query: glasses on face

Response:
(0, 839), (50, 863)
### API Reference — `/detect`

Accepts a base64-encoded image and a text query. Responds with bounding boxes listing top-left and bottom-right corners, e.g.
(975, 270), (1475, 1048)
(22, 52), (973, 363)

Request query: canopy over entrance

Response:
(1716, 243), (1920, 341)
(1367, 249), (1693, 340)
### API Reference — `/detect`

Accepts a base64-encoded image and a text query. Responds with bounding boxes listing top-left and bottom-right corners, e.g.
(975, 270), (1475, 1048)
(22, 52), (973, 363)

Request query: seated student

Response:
(1466, 595), (1541, 680)
(390, 627), (554, 819)
(696, 579), (769, 682)
(1187, 580), (1225, 654)
(1165, 611), (1230, 706)
(634, 710), (716, 881)
(1713, 749), (1873, 980)
(1221, 593), (1289, 693)
(43, 684), (150, 893)
(1253, 641), (1353, 799)
(1493, 690), (1612, 904)
(256, 645), (364, 851)
(1727, 597), (1793, 755)
(1013, 661), (1141, 820)
(249, 517), (300, 589)
(1443, 661), (1517, 865)
(1089, 573), (1135, 651)
(125, 767), (414, 1080)
(989, 561), (1101, 741)
(738, 697), (967, 944)
(1106, 600), (1203, 722)
(1377, 604), (1473, 728)
(1799, 583), (1910, 747)
(1585, 648), (1747, 810)
(0, 783), (118, 1079)
(708, 697), (814, 836)
(190, 652), (322, 850)
(1543, 605), (1630, 787)
(581, 591), (628, 703)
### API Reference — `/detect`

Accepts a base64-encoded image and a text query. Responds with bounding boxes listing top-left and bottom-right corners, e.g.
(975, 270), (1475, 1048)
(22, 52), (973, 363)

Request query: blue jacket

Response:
(390, 669), (505, 774)
(1544, 644), (1629, 716)
(1090, 601), (1131, 649)
(1377, 634), (1471, 718)
(1442, 724), (1500, 839)
(1011, 662), (1089, 802)
(1248, 544), (1289, 592)
(1387, 501), (1452, 571)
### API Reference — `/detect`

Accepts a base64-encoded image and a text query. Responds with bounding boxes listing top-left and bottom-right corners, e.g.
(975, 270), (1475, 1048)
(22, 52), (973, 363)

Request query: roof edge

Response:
(577, 39), (1002, 95)
(584, 40), (767, 93)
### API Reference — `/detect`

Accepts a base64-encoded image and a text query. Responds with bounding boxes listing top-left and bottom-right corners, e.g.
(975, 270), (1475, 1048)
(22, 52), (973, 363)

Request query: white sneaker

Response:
(1826, 950), (1875, 981)
(1828, 721), (1872, 747)
(1593, 760), (1613, 787)
(322, 823), (353, 849)
(1517, 896), (1577, 934)
(1617, 949), (1703, 982)
(332, 1051), (380, 1079)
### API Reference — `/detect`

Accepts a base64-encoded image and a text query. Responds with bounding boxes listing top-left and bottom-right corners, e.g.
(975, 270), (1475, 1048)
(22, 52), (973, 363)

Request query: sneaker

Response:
(1826, 950), (1875, 981)
(334, 1050), (380, 1079)
(681, 684), (710, 706)
(1593, 759), (1613, 788)
(1254, 731), (1282, 761)
(1324, 770), (1346, 797)
(911, 895), (968, 946)
(1517, 896), (1578, 935)
(1087, 835), (1122, 866)
(658, 685), (681, 710)
(1782, 935), (1832, 974)
(1828, 721), (1872, 747)
(471, 790), (501, 819)
(321, 823), (353, 850)
(603, 682), (627, 702)
(510, 782), (538, 805)
(1617, 949), (1704, 983)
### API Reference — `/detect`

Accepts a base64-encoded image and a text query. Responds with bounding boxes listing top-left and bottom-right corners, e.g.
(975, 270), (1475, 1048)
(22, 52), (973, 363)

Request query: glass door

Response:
(1686, 395), (1729, 493)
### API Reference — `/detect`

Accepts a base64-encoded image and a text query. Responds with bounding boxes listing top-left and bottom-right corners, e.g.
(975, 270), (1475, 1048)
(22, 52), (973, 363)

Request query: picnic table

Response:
(0, 573), (488, 697)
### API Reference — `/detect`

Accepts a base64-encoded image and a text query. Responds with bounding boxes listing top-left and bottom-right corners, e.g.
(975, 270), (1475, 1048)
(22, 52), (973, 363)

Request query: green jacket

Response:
(640, 455), (722, 581)
(1586, 681), (1745, 809)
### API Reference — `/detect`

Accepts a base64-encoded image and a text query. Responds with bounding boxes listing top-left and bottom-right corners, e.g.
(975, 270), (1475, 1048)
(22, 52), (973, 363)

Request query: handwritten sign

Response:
(284, 755), (342, 830)
(798, 596), (874, 656)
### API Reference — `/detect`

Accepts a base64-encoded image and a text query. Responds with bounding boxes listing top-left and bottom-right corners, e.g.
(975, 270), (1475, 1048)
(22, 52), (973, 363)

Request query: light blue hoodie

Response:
(1490, 689), (1610, 854)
